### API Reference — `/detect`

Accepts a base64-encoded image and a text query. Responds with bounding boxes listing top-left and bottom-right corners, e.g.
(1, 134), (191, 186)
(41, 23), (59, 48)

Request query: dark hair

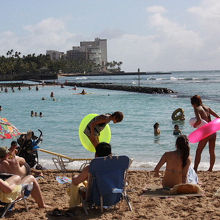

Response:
(111, 111), (124, 122)
(154, 123), (159, 129)
(176, 135), (190, 168)
(95, 142), (112, 157)
(11, 141), (17, 146)
(191, 95), (202, 106)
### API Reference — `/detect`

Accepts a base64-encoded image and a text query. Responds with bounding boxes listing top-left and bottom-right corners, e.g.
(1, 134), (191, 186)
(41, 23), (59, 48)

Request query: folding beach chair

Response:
(82, 155), (132, 214)
(0, 182), (33, 218)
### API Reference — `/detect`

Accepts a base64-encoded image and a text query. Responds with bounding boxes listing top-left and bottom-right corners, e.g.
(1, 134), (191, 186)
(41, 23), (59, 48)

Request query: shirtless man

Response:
(0, 143), (30, 178)
(191, 95), (220, 172)
(0, 146), (47, 208)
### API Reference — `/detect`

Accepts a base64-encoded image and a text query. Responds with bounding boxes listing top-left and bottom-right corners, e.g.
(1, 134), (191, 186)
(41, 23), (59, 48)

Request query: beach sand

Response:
(3, 170), (220, 220)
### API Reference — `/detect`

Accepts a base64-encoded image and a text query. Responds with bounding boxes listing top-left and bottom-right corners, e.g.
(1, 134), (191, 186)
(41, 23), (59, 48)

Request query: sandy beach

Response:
(2, 170), (220, 220)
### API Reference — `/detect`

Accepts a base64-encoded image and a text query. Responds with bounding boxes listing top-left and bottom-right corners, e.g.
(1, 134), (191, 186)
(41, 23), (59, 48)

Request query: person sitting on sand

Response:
(153, 122), (160, 136)
(68, 142), (112, 207)
(0, 146), (47, 208)
(173, 125), (182, 136)
(84, 112), (124, 148)
(154, 135), (197, 188)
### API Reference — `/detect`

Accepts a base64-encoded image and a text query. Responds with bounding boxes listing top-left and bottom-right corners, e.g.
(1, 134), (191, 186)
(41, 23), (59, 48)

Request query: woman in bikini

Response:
(84, 111), (124, 148)
(154, 135), (191, 188)
(191, 95), (220, 172)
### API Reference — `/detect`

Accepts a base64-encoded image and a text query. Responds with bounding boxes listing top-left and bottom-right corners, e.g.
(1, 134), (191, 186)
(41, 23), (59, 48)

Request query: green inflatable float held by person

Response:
(79, 112), (124, 152)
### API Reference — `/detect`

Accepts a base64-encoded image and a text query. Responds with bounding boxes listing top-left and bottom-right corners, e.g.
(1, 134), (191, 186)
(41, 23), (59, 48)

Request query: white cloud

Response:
(0, 18), (79, 55)
(1, 1), (220, 71)
(188, 0), (220, 20)
(146, 6), (167, 14)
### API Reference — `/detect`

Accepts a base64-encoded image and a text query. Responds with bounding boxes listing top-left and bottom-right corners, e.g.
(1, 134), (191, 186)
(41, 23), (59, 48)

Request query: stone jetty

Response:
(65, 82), (175, 94)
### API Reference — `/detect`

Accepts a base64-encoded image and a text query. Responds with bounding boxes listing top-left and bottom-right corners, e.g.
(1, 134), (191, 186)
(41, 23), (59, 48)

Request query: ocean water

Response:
(1, 70), (220, 170)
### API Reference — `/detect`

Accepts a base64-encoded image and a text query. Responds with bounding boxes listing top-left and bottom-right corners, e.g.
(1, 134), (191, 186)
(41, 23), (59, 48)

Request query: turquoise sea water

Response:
(1, 70), (220, 170)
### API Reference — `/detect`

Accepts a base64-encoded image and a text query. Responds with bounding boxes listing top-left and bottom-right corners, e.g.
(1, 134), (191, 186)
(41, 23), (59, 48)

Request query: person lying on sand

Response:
(0, 147), (48, 208)
(154, 135), (197, 188)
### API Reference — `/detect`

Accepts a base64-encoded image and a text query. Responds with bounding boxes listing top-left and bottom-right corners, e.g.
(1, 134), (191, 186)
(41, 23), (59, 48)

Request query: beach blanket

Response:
(142, 186), (203, 198)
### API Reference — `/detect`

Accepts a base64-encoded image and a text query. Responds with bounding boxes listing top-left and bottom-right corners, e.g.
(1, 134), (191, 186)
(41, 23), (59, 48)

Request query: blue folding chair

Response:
(83, 155), (132, 214)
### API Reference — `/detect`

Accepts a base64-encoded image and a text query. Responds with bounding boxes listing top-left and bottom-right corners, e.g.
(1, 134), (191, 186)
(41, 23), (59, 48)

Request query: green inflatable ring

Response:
(79, 114), (111, 152)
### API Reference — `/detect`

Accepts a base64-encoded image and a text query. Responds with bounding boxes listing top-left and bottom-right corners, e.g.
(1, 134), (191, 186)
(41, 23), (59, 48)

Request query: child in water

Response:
(153, 123), (160, 136)
(154, 135), (193, 188)
(173, 125), (182, 136)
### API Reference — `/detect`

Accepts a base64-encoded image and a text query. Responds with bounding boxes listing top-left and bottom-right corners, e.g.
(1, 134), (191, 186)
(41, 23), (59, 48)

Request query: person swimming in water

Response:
(80, 89), (86, 95)
(153, 122), (160, 136)
(173, 125), (182, 136)
(84, 112), (124, 147)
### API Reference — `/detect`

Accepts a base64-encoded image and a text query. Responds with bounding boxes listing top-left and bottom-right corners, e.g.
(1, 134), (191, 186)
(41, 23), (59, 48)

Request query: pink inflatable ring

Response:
(188, 118), (220, 143)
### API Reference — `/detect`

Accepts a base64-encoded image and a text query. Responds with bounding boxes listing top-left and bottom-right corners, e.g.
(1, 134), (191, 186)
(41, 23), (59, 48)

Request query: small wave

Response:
(147, 77), (156, 80)
(75, 77), (87, 80)
(170, 77), (178, 81)
(39, 158), (89, 170)
(130, 161), (157, 170)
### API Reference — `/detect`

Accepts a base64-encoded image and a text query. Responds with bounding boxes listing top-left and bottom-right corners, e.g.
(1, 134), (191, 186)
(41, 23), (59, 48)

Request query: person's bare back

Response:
(162, 151), (191, 188)
(154, 135), (191, 188)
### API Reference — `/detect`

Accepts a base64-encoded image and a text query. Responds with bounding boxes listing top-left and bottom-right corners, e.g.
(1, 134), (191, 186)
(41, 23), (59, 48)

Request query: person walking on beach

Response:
(191, 95), (220, 172)
(154, 135), (194, 188)
(84, 112), (124, 148)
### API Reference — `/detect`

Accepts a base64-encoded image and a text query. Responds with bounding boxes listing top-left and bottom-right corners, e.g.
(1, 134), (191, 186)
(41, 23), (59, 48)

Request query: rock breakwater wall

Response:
(65, 82), (175, 94)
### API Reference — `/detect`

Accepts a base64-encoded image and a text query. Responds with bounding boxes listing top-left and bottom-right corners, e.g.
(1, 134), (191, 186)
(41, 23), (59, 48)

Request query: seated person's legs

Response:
(21, 175), (46, 208)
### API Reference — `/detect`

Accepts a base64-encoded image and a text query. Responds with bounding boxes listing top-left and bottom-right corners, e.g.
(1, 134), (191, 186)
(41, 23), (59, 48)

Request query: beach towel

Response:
(0, 184), (22, 203)
(67, 181), (87, 208)
(142, 185), (203, 198)
(187, 166), (198, 184)
(56, 176), (72, 184)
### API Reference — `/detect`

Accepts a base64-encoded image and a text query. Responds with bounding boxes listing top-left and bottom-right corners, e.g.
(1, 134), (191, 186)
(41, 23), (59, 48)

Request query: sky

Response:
(0, 0), (220, 72)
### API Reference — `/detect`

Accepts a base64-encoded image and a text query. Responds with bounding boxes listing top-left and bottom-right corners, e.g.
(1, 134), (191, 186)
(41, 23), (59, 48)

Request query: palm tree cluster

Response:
(0, 50), (123, 78)
(106, 61), (123, 72)
(0, 50), (96, 76)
